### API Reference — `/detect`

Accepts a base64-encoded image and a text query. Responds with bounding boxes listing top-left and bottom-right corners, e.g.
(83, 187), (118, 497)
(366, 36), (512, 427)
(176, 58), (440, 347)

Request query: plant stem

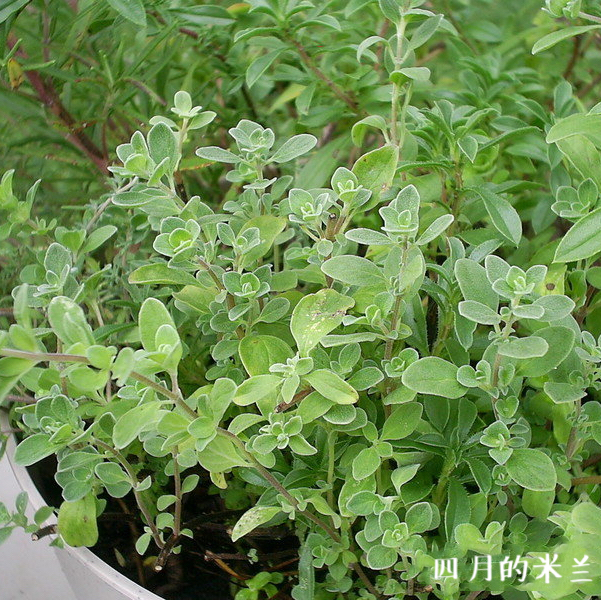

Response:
(216, 428), (340, 541)
(6, 38), (108, 174)
(565, 397), (582, 461)
(197, 258), (244, 340)
(580, 11), (601, 24)
(94, 439), (164, 550)
(327, 429), (337, 509)
(390, 17), (407, 146)
(572, 475), (601, 486)
(288, 37), (359, 112)
(155, 450), (183, 570)
(0, 347), (198, 419)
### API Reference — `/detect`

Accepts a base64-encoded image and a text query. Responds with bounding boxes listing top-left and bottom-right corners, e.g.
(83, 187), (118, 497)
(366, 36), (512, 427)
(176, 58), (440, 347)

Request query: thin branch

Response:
(572, 475), (601, 486)
(94, 438), (164, 550)
(7, 38), (108, 174)
(287, 37), (359, 113)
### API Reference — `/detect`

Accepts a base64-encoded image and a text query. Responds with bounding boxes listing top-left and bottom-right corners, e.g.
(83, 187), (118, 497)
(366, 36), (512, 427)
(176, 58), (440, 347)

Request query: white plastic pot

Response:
(0, 411), (162, 600)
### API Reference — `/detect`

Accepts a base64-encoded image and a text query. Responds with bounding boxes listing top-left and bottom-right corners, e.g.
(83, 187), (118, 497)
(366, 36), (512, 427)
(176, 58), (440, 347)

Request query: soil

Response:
(28, 456), (299, 600)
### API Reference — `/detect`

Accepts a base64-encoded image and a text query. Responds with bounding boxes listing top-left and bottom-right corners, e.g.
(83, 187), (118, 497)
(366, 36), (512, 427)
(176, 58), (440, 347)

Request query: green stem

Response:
(216, 428), (341, 542)
(0, 347), (197, 419)
(579, 11), (601, 24)
(94, 439), (164, 550)
(433, 455), (454, 507)
(390, 17), (407, 146)
(566, 397), (583, 461)
(327, 429), (337, 509)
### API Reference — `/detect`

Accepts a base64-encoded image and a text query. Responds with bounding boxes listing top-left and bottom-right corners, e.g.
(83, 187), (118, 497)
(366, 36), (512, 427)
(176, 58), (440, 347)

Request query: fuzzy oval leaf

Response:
(270, 134), (317, 163)
(305, 369), (358, 404)
(351, 145), (398, 207)
(239, 335), (294, 376)
(139, 297), (176, 353)
(129, 263), (200, 286)
(231, 506), (281, 541)
(321, 255), (384, 286)
(380, 403), (423, 440)
(291, 289), (354, 354)
(554, 207), (601, 263)
(402, 357), (467, 399)
(57, 494), (98, 547)
(506, 449), (557, 491)
(475, 188), (521, 247)
(497, 336), (549, 359)
(516, 326), (575, 377)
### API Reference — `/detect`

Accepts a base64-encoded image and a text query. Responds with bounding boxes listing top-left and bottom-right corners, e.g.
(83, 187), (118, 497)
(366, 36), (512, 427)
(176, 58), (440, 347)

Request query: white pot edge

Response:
(1, 410), (162, 600)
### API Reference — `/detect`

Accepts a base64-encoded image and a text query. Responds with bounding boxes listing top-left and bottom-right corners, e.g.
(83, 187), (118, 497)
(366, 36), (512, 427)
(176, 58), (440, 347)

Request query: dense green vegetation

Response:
(2, 1), (601, 599)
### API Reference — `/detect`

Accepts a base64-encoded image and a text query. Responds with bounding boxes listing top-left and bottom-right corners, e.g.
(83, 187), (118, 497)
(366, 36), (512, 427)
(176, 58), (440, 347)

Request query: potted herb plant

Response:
(2, 1), (601, 600)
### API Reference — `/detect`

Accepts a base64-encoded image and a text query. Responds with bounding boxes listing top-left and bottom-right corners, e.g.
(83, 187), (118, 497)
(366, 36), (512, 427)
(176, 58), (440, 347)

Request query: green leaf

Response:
(532, 25), (601, 55)
(390, 67), (431, 83)
(14, 433), (55, 466)
(57, 493), (98, 547)
(405, 502), (434, 534)
(246, 50), (283, 88)
(129, 263), (200, 286)
(234, 375), (281, 406)
(239, 335), (294, 376)
(0, 0), (30, 25)
(107, 0), (145, 25)
(231, 506), (281, 541)
(240, 215), (287, 267)
(48, 297), (94, 348)
(138, 298), (177, 353)
(571, 502), (601, 536)
(305, 369), (358, 404)
(290, 289), (354, 355)
(416, 214), (454, 245)
(113, 403), (161, 449)
(546, 112), (601, 144)
(402, 357), (468, 399)
(270, 134), (317, 163)
(516, 326), (574, 377)
(196, 435), (250, 472)
(352, 145), (398, 208)
(81, 225), (117, 254)
(445, 480), (471, 538)
(195, 146), (240, 163)
(148, 122), (178, 172)
(554, 207), (601, 262)
(170, 6), (234, 27)
(522, 489), (555, 519)
(345, 228), (391, 246)
(455, 259), (498, 310)
(408, 14), (443, 51)
(352, 446), (381, 480)
(321, 255), (384, 286)
(366, 545), (397, 570)
(458, 300), (501, 325)
(380, 403), (423, 440)
(506, 449), (557, 491)
(351, 115), (389, 146)
(497, 336), (549, 359)
(543, 382), (586, 404)
(474, 188), (522, 247)
(555, 135), (601, 190)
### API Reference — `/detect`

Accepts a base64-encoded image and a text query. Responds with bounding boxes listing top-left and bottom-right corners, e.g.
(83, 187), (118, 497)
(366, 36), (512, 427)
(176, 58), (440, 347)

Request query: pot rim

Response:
(0, 410), (162, 600)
